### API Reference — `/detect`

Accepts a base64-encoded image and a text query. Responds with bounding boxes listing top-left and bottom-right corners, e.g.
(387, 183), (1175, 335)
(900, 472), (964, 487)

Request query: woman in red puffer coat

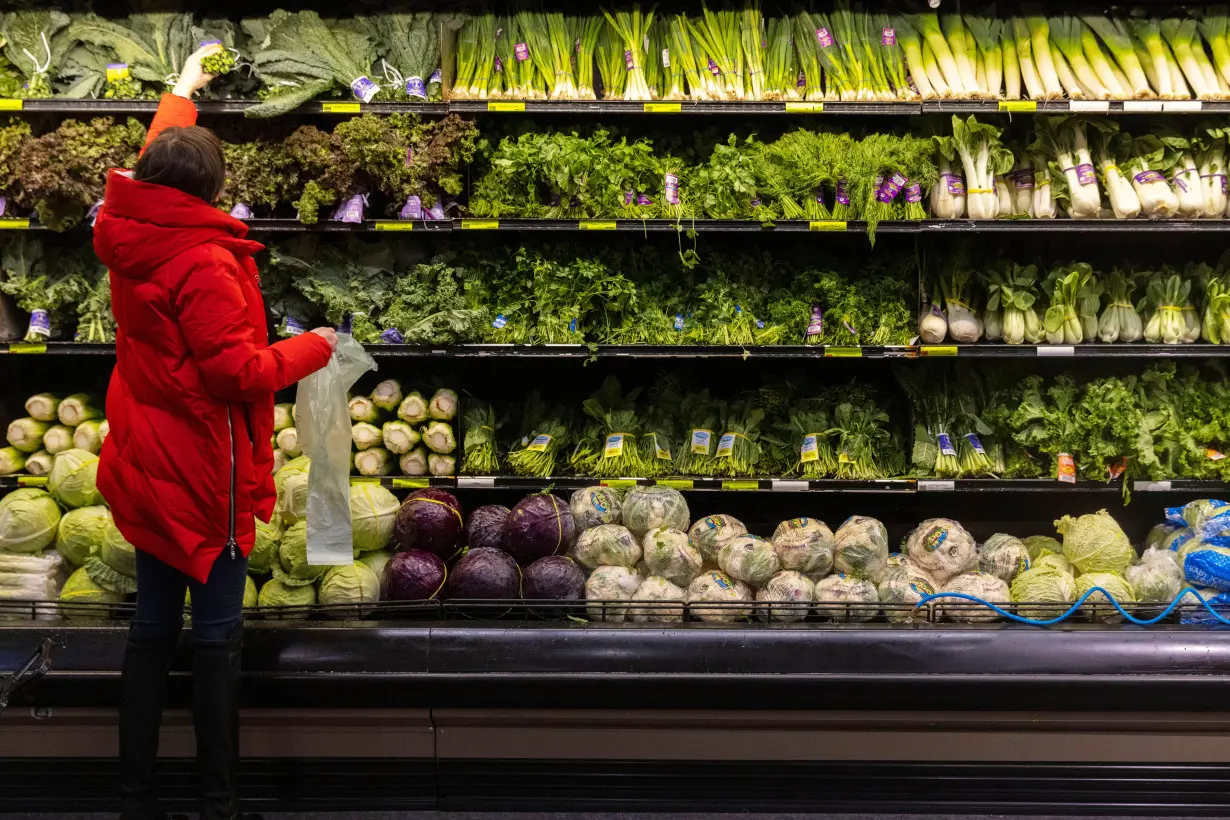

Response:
(92, 45), (336, 820)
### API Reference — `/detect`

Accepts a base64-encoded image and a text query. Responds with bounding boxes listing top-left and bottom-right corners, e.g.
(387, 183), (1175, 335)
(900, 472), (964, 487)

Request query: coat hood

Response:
(93, 170), (264, 280)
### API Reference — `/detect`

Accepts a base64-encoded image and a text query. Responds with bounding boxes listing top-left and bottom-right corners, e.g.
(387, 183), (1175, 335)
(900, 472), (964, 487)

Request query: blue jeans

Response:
(130, 549), (248, 642)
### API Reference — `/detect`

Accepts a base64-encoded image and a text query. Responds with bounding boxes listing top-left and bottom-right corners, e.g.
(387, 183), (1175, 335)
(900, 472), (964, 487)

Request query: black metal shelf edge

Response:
(12, 99), (450, 115)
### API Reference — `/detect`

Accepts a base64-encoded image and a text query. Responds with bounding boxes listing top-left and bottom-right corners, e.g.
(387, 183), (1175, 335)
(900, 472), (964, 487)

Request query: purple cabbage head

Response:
(522, 556), (585, 600)
(382, 549), (447, 601)
(503, 493), (575, 565)
(448, 547), (521, 599)
(466, 504), (510, 551)
(394, 488), (463, 558)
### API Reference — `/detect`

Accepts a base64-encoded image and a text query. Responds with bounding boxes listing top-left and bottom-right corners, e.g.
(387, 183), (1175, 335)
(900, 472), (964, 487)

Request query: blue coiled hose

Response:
(915, 586), (1230, 626)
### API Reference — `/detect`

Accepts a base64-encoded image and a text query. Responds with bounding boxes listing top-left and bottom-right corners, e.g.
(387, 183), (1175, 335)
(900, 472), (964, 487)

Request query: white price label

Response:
(1068, 100), (1110, 112)
(1136, 480), (1173, 492)
(770, 480), (809, 492)
(1123, 100), (1164, 112)
(457, 477), (496, 489)
(1163, 100), (1202, 113)
(918, 479), (955, 492)
(1036, 345), (1074, 357)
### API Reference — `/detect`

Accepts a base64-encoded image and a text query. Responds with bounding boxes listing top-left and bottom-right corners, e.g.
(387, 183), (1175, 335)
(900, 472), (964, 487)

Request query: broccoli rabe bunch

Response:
(201, 48), (235, 76)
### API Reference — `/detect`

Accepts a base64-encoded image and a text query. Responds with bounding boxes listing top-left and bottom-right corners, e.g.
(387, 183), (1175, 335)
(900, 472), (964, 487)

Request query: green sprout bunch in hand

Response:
(199, 41), (235, 76)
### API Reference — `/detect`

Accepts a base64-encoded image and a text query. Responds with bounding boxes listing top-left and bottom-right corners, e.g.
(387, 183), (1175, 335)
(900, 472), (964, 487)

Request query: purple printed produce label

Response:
(842, 318), (858, 336)
(350, 76), (379, 103)
(405, 146), (414, 166)
(751, 198), (762, 208)
(515, 42), (530, 61)
(427, 200), (446, 220)
(1202, 172), (1228, 193)
(881, 27), (896, 45)
(637, 193), (653, 206)
(964, 433), (986, 454)
(661, 48), (670, 68)
(199, 39), (221, 47)
(814, 187), (825, 205)
(87, 200), (104, 227)
(1014, 169), (1035, 189)
(381, 328), (404, 344)
(904, 182), (922, 203)
(0, 196), (7, 216)
(494, 56), (503, 73)
(708, 58), (720, 75)
(1135, 169), (1165, 184)
(406, 76), (427, 98)
(815, 27), (834, 47)
(1075, 163), (1096, 186)
(575, 38), (582, 53)
(338, 314), (355, 335)
(674, 314), (685, 331)
(875, 172), (907, 204)
(665, 173), (680, 205)
(229, 203), (252, 219)
(284, 316), (306, 336)
(625, 49), (635, 69)
(944, 174), (966, 196)
(429, 69), (442, 84)
(797, 72), (806, 88)
(27, 309), (50, 338)
(937, 433), (956, 456)
(401, 195), (423, 219)
(835, 179), (850, 206)
(806, 305), (823, 337)
(624, 191), (635, 206)
(333, 194), (365, 224)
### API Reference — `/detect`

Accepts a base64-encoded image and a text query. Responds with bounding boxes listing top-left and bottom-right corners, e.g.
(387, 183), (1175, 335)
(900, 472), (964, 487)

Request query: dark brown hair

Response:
(133, 125), (226, 203)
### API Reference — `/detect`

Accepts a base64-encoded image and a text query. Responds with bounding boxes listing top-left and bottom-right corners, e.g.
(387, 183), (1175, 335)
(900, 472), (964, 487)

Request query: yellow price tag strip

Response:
(17, 476), (47, 487)
(919, 345), (958, 357)
(460, 219), (499, 230)
(0, 218), (30, 230)
(809, 220), (847, 231)
(721, 480), (760, 490)
(824, 346), (863, 357)
(9, 343), (46, 354)
(321, 102), (362, 113)
(487, 101), (526, 112)
(578, 220), (617, 230)
(0, 99), (24, 110)
(349, 476), (381, 484)
(644, 102), (681, 112)
(657, 479), (694, 490)
(998, 100), (1036, 112)
(372, 220), (415, 231)
(392, 477), (430, 489)
(599, 479), (638, 488)
(785, 102), (824, 112)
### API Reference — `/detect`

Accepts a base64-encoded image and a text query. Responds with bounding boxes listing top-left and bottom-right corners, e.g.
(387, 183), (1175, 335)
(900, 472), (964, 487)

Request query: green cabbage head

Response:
(256, 577), (316, 617)
(318, 563), (381, 614)
(1055, 510), (1134, 573)
(350, 483), (399, 553)
(55, 505), (111, 566)
(48, 449), (103, 508)
(0, 488), (61, 553)
(250, 516), (284, 575)
(59, 566), (125, 618)
(275, 520), (325, 585)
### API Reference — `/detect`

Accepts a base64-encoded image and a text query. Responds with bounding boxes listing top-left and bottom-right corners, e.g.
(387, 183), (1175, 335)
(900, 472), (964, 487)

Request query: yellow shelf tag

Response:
(0, 99), (23, 110)
(392, 477), (430, 489)
(578, 220), (617, 230)
(721, 480), (760, 490)
(599, 478), (638, 488)
(824, 346), (862, 357)
(997, 100), (1036, 112)
(809, 220), (847, 231)
(349, 476), (380, 484)
(487, 101), (526, 112)
(372, 220), (415, 231)
(919, 345), (958, 357)
(9, 343), (46, 354)
(0, 218), (30, 230)
(321, 102), (362, 113)
(657, 479), (694, 490)
(460, 219), (499, 230)
(644, 102), (681, 112)
(17, 476), (47, 487)
(785, 102), (824, 112)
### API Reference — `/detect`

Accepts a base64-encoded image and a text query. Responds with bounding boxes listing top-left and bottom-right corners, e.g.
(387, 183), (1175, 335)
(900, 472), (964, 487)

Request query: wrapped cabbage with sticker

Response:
(1125, 547), (1183, 603)
(940, 571), (1010, 623)
(814, 573), (879, 622)
(1180, 543), (1230, 592)
(1074, 571), (1135, 622)
(642, 527), (702, 587)
(629, 575), (687, 622)
(688, 514), (747, 567)
(877, 558), (939, 622)
(903, 518), (976, 584)
(833, 515), (889, 581)
(1145, 523), (1180, 552)
(718, 534), (781, 587)
(584, 565), (643, 622)
(756, 570), (814, 622)
(570, 486), (623, 532)
(1055, 510), (1134, 574)
(574, 523), (641, 570)
(771, 517), (835, 579)
(622, 486), (689, 539)
(1010, 567), (1077, 620)
(979, 533), (1031, 584)
(686, 570), (751, 622)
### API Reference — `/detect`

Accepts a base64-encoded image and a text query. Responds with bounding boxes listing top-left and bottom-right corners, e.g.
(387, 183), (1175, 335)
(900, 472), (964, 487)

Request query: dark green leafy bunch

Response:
(262, 235), (323, 333)
(0, 117), (31, 198)
(378, 260), (482, 344)
(76, 266), (116, 343)
(0, 238), (96, 341)
(284, 124), (350, 224)
(356, 12), (451, 101)
(15, 116), (146, 230)
(219, 139), (298, 214)
(1, 11), (72, 98)
(71, 13), (237, 95)
(584, 376), (645, 478)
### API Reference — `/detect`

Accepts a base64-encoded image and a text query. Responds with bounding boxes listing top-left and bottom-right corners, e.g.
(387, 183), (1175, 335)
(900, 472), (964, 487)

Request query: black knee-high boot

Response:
(119, 628), (182, 820)
(193, 621), (243, 820)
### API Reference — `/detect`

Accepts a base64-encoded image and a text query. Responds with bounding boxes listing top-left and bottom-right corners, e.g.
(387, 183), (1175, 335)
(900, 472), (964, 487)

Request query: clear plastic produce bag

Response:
(296, 334), (376, 566)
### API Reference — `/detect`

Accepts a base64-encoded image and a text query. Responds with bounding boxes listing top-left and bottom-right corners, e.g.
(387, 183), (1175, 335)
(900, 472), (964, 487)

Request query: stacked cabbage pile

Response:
(0, 392), (108, 476)
(1142, 499), (1230, 623)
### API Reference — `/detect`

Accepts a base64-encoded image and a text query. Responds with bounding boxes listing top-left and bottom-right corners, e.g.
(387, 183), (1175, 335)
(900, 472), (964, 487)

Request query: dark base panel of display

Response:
(3, 758), (1230, 815)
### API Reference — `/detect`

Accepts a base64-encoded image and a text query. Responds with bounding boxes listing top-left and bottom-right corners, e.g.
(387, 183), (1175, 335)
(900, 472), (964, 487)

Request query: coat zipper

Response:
(225, 407), (237, 559)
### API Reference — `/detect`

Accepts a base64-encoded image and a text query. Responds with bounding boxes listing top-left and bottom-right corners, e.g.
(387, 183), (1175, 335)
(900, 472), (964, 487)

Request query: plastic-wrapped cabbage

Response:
(833, 515), (889, 581)
(574, 524), (641, 570)
(886, 553), (904, 569)
(58, 566), (124, 618)
(1034, 553), (1072, 575)
(877, 558), (939, 622)
(273, 457), (310, 525)
(243, 576), (258, 607)
(622, 486), (689, 539)
(0, 488), (62, 554)
(1165, 527), (1196, 553)
(979, 533), (1031, 584)
(718, 535), (781, 587)
(1145, 523), (1179, 552)
(629, 575), (687, 623)
(685, 570), (751, 622)
(1125, 547), (1183, 603)
(585, 565), (643, 622)
(570, 486), (623, 532)
(357, 548), (394, 580)
(1180, 543), (1230, 592)
(1055, 510), (1134, 574)
(687, 514), (748, 567)
(755, 570), (815, 622)
(642, 527), (702, 587)
(47, 449), (103, 509)
(1022, 535), (1062, 560)
(813, 573), (879, 622)
(903, 518), (976, 584)
(249, 516), (283, 576)
(275, 521), (325, 585)
(1174, 498), (1230, 536)
(1075, 570), (1135, 617)
(1010, 567), (1077, 620)
(771, 518), (835, 578)
(0, 549), (65, 604)
(318, 563), (381, 615)
(256, 577), (317, 618)
(54, 505), (110, 566)
(350, 483), (399, 553)
(940, 571), (1010, 623)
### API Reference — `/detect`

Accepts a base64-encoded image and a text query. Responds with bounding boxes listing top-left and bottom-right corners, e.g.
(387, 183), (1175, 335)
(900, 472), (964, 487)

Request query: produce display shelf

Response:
(2, 99), (450, 115)
(920, 99), (1230, 114)
(448, 99), (923, 115)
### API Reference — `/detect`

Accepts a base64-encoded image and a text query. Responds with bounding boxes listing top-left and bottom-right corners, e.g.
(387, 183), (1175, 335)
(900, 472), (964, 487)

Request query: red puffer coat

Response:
(94, 94), (332, 583)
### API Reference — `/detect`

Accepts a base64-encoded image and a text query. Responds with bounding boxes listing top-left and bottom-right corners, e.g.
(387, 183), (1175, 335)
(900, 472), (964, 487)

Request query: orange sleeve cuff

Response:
(142, 93), (199, 154)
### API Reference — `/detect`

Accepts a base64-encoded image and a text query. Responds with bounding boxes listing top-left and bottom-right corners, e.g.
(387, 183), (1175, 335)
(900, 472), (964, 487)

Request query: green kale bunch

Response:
(0, 118), (32, 199)
(378, 261), (482, 343)
(0, 238), (96, 340)
(219, 140), (298, 215)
